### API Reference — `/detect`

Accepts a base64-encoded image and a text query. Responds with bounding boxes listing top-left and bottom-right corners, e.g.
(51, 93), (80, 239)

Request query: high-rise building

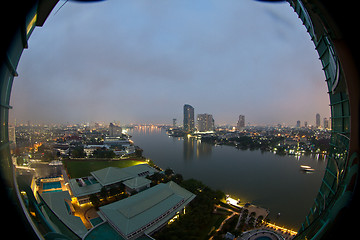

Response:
(197, 114), (214, 132)
(173, 118), (177, 128)
(109, 123), (122, 137)
(304, 121), (308, 128)
(183, 104), (194, 133)
(296, 120), (301, 128)
(324, 118), (329, 129)
(236, 115), (245, 131)
(8, 126), (16, 149)
(316, 113), (321, 128)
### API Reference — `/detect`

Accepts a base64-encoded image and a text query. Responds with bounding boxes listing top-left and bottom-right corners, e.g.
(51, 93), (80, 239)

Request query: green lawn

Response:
(63, 159), (146, 178)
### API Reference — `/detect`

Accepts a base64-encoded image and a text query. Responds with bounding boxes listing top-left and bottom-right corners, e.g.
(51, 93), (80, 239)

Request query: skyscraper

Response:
(8, 126), (16, 149)
(183, 104), (195, 133)
(324, 118), (329, 129)
(316, 113), (321, 128)
(236, 115), (245, 131)
(109, 123), (122, 137)
(197, 114), (214, 132)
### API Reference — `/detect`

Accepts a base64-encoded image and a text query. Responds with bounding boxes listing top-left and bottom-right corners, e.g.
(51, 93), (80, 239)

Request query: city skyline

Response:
(12, 103), (328, 129)
(13, 112), (329, 129)
(10, 0), (330, 126)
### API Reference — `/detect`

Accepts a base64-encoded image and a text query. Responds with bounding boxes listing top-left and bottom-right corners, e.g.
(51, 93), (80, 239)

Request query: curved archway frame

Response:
(289, 1), (359, 239)
(0, 1), (359, 239)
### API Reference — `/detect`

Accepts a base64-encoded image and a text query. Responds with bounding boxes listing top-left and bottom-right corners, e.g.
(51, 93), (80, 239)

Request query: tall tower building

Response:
(172, 118), (177, 128)
(183, 104), (195, 133)
(316, 113), (321, 128)
(324, 118), (329, 129)
(236, 115), (245, 131)
(109, 123), (122, 137)
(197, 114), (214, 132)
(8, 126), (16, 149)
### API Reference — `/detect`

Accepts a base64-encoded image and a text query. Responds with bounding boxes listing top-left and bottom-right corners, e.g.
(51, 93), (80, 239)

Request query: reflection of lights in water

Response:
(133, 125), (162, 134)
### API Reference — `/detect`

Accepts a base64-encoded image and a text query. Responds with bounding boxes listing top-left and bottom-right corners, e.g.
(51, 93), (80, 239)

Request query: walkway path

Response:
(209, 205), (240, 240)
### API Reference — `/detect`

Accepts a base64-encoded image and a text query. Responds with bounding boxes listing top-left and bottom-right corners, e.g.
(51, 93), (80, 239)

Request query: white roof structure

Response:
(68, 179), (102, 198)
(123, 177), (151, 190)
(68, 164), (158, 200)
(99, 181), (196, 240)
(90, 164), (157, 187)
(40, 191), (88, 238)
(91, 167), (133, 186)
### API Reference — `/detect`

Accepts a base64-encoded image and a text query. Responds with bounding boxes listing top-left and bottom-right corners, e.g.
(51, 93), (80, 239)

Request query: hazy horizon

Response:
(10, 0), (330, 127)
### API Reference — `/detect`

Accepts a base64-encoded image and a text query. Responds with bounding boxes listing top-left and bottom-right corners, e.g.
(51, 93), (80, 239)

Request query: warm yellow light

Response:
(264, 221), (297, 235)
(27, 13), (37, 35)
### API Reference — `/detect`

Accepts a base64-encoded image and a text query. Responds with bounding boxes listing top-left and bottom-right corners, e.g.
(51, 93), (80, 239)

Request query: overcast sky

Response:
(10, 0), (330, 126)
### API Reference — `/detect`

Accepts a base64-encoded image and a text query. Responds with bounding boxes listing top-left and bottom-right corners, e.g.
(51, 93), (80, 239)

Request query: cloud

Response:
(10, 0), (330, 125)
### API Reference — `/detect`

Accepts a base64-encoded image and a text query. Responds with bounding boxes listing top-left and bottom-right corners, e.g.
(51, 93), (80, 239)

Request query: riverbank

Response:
(62, 143), (293, 238)
(148, 171), (282, 240)
(129, 128), (326, 230)
(167, 127), (330, 157)
(63, 156), (147, 161)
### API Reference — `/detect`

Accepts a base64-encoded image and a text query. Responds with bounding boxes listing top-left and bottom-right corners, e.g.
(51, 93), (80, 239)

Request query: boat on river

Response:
(300, 165), (315, 172)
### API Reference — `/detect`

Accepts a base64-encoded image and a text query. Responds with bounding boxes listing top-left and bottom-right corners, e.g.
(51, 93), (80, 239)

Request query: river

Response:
(129, 126), (327, 230)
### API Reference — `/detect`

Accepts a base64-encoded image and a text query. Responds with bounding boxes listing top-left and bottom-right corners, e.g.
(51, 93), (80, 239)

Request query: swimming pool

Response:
(42, 181), (61, 190)
(89, 217), (103, 227)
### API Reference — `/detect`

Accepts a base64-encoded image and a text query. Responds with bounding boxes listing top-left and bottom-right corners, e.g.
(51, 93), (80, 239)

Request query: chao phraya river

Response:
(129, 126), (327, 230)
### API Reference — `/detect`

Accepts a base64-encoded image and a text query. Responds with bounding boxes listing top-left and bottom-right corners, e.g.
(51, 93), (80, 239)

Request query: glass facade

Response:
(183, 104), (195, 133)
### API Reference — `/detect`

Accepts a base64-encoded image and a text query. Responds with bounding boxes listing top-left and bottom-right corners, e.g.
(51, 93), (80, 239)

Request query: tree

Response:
(134, 147), (143, 157)
(91, 148), (116, 158)
(165, 168), (174, 176)
(256, 215), (264, 227)
(155, 179), (226, 240)
(248, 216), (256, 228)
(71, 146), (86, 158)
(171, 174), (183, 184)
(147, 172), (165, 185)
(89, 194), (100, 208)
(100, 187), (109, 201)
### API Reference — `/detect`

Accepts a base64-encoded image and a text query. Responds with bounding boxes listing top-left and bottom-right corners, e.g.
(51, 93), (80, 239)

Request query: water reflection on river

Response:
(129, 126), (327, 230)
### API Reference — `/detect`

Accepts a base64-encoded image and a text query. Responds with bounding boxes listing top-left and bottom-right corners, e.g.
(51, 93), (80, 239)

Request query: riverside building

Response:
(236, 115), (245, 131)
(197, 113), (214, 132)
(183, 104), (195, 133)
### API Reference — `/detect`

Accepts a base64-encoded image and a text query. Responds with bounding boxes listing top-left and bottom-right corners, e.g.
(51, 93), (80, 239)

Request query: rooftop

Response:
(91, 167), (133, 186)
(123, 177), (151, 190)
(40, 191), (88, 238)
(68, 178), (102, 198)
(99, 181), (196, 239)
(90, 164), (157, 187)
